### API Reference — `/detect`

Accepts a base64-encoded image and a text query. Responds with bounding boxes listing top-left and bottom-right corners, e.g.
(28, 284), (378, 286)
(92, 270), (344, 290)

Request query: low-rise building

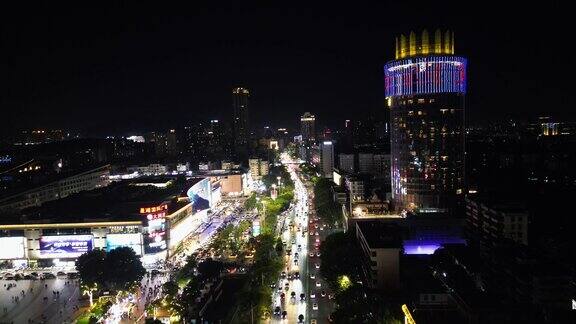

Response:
(0, 176), (217, 268)
(0, 165), (111, 214)
(355, 221), (402, 290)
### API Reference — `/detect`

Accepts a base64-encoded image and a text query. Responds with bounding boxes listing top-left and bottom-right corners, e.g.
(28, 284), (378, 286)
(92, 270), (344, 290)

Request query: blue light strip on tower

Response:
(384, 56), (467, 97)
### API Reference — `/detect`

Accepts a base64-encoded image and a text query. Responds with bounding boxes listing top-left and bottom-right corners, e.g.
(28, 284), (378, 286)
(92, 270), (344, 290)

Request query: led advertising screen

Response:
(187, 178), (212, 212)
(0, 237), (26, 259)
(144, 218), (167, 254)
(106, 233), (142, 256)
(39, 235), (93, 258)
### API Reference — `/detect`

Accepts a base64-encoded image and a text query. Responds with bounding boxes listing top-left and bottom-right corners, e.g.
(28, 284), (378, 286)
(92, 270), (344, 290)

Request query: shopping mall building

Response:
(0, 175), (220, 268)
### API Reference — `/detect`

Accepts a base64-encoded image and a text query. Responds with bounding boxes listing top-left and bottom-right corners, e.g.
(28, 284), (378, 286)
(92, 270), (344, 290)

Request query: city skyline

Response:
(1, 2), (573, 136)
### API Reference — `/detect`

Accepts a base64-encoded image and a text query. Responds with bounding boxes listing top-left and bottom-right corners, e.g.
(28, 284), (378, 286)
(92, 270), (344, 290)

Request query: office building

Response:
(385, 29), (466, 212)
(301, 112), (316, 142)
(339, 153), (355, 174)
(320, 141), (334, 178)
(465, 196), (529, 253)
(358, 153), (374, 174)
(248, 158), (269, 180)
(345, 175), (365, 203)
(232, 87), (250, 155)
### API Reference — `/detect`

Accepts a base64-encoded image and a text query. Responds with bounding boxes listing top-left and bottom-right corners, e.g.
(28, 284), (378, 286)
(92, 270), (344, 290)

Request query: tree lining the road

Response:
(319, 231), (363, 289)
(314, 177), (343, 227)
(76, 246), (146, 292)
(319, 232), (403, 324)
(235, 233), (284, 321)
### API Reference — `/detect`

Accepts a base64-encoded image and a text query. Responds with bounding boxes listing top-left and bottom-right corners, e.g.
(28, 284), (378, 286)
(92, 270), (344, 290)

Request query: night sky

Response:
(0, 2), (571, 136)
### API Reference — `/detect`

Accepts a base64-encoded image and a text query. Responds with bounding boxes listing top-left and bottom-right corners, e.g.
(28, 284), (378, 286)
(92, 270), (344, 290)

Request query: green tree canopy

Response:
(76, 248), (106, 287)
(105, 247), (146, 291)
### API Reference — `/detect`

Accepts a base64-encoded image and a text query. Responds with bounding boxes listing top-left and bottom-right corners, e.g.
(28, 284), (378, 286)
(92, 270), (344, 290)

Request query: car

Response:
(316, 281), (321, 287)
(315, 263), (320, 269)
(310, 292), (316, 299)
(315, 238), (320, 243)
(298, 314), (305, 323)
(285, 282), (290, 287)
(321, 290), (326, 297)
(309, 252), (314, 257)
(328, 293), (335, 299)
(316, 252), (321, 257)
(281, 271), (286, 278)
(291, 291), (296, 298)
(294, 259), (298, 265)
(315, 232), (319, 236)
(282, 311), (288, 319)
(309, 232), (314, 236)
(300, 293), (305, 301)
(314, 224), (319, 229)
(274, 306), (281, 315)
(310, 273), (316, 279)
(311, 320), (317, 324)
(294, 272), (300, 279)
(312, 303), (318, 310)
(280, 292), (285, 299)
(278, 286), (283, 292)
(294, 252), (299, 258)
(67, 272), (80, 279)
(270, 282), (277, 288)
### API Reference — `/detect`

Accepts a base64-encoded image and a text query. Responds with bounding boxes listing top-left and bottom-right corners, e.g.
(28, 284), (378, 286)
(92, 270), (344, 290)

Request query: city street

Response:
(270, 156), (335, 324)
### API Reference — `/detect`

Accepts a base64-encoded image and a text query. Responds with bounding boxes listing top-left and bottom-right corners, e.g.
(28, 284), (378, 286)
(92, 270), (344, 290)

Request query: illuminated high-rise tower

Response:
(232, 87), (250, 155)
(385, 29), (466, 213)
(300, 112), (316, 142)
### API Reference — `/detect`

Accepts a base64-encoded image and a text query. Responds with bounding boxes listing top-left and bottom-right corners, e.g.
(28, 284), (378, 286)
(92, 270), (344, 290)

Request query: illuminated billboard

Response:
(106, 233), (142, 256)
(187, 178), (212, 212)
(39, 235), (93, 258)
(144, 218), (167, 254)
(0, 237), (26, 259)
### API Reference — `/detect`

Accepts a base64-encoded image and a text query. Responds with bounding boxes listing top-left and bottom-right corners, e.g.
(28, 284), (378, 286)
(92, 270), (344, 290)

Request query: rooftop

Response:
(1, 176), (203, 224)
(356, 220), (403, 249)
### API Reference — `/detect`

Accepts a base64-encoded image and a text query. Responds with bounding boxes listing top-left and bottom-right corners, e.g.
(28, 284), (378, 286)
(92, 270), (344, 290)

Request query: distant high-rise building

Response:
(320, 141), (334, 178)
(358, 153), (374, 174)
(301, 112), (316, 142)
(339, 153), (355, 174)
(166, 129), (178, 157)
(232, 87), (250, 156)
(385, 29), (466, 212)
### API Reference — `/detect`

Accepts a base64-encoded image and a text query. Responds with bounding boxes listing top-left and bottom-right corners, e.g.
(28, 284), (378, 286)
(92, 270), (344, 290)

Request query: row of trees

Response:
(235, 233), (283, 321)
(314, 177), (343, 226)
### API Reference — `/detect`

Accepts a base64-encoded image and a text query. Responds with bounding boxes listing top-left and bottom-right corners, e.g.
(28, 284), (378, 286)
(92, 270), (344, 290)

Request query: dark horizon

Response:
(1, 2), (572, 136)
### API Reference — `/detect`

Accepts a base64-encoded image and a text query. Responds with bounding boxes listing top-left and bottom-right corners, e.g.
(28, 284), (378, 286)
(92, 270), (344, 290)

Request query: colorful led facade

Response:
(384, 56), (467, 97)
(386, 30), (466, 212)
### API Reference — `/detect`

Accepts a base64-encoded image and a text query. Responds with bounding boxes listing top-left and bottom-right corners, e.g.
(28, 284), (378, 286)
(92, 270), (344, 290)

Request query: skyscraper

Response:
(320, 141), (334, 178)
(300, 112), (316, 142)
(385, 30), (466, 212)
(232, 87), (250, 156)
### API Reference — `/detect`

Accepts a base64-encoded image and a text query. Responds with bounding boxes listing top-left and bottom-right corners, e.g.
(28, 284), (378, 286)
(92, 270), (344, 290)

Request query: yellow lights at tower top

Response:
(395, 29), (455, 59)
